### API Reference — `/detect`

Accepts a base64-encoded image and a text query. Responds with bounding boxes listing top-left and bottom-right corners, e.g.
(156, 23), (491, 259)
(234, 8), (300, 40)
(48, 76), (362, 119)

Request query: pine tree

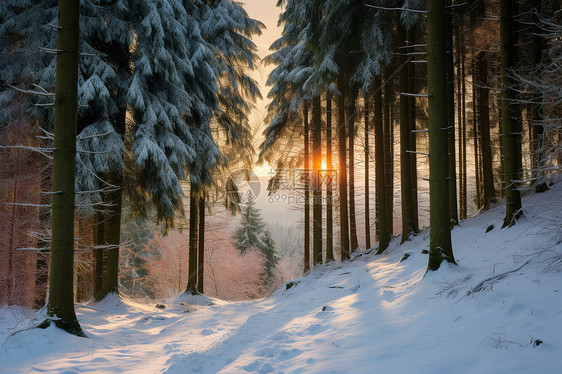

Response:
(233, 196), (278, 291)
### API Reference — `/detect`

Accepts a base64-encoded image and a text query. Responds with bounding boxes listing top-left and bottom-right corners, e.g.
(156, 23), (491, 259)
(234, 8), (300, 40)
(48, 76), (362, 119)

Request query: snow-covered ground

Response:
(1, 184), (561, 374)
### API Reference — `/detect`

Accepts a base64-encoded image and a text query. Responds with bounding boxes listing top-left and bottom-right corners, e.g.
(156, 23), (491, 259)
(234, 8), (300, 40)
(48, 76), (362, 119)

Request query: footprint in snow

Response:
(201, 328), (214, 336)
(382, 289), (395, 302)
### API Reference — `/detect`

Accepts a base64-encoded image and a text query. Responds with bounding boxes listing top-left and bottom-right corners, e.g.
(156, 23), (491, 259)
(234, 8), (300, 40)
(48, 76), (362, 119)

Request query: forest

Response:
(1, 0), (561, 372)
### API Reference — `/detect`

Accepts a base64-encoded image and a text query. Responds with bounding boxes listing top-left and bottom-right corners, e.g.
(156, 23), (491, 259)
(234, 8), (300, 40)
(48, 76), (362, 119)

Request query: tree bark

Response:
(186, 187), (199, 293)
(408, 28), (419, 232)
(500, 0), (523, 227)
(364, 96), (372, 249)
(374, 76), (390, 254)
(42, 0), (84, 336)
(93, 209), (105, 299)
(325, 95), (334, 262)
(427, 0), (456, 271)
(197, 195), (205, 294)
(304, 101), (311, 271)
(478, 52), (497, 209)
(312, 96), (323, 266)
(348, 98), (359, 252)
(97, 173), (123, 300)
(338, 88), (350, 261)
(384, 67), (394, 237)
(446, 0), (459, 226)
(398, 24), (415, 242)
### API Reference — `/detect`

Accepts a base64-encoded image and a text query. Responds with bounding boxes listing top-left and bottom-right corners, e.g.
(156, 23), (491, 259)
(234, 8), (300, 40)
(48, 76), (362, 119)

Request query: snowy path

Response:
(1, 183), (562, 373)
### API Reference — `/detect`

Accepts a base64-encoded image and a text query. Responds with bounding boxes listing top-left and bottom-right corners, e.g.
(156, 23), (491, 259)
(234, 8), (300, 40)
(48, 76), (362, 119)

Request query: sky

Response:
(241, 0), (282, 177)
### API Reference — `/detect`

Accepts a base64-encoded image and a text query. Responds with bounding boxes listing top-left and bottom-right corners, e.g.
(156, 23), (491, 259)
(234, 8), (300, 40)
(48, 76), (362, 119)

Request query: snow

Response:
(1, 184), (562, 373)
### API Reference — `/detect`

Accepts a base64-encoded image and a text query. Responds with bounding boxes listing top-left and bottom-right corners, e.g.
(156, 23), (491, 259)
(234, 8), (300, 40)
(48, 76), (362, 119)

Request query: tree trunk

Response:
(93, 209), (104, 299)
(408, 28), (419, 232)
(197, 196), (205, 294)
(478, 52), (497, 209)
(186, 187), (198, 293)
(312, 96), (323, 266)
(427, 0), (456, 271)
(500, 0), (523, 227)
(304, 101), (311, 271)
(97, 173), (123, 300)
(326, 95), (335, 262)
(472, 60), (482, 208)
(398, 24), (415, 242)
(384, 67), (394, 237)
(446, 0), (459, 226)
(338, 88), (350, 261)
(374, 76), (390, 254)
(348, 98), (359, 252)
(42, 0), (84, 336)
(461, 36), (468, 218)
(34, 163), (51, 309)
(364, 96), (372, 249)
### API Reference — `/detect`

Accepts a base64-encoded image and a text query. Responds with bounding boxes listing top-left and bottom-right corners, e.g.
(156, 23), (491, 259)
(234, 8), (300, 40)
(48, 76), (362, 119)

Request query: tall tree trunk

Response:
(304, 101), (311, 271)
(197, 195), (205, 294)
(92, 209), (105, 299)
(374, 76), (390, 254)
(97, 173), (123, 299)
(338, 89), (350, 261)
(461, 36), (468, 218)
(326, 95), (335, 262)
(348, 98), (359, 252)
(34, 164), (51, 309)
(472, 60), (482, 208)
(456, 25), (464, 219)
(398, 24), (415, 242)
(478, 52), (497, 209)
(408, 28), (419, 232)
(186, 187), (198, 293)
(427, 0), (456, 271)
(384, 67), (394, 237)
(312, 96), (323, 266)
(364, 96), (372, 249)
(6, 150), (20, 304)
(41, 0), (84, 336)
(446, 0), (459, 226)
(501, 0), (523, 227)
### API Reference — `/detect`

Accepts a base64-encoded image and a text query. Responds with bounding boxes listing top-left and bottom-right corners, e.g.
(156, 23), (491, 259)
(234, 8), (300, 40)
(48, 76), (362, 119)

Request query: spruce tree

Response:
(233, 196), (278, 291)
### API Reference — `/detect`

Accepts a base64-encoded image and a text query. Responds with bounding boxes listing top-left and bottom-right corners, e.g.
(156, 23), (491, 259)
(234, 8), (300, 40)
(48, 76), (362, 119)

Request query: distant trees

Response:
(233, 196), (279, 293)
(260, 0), (560, 273)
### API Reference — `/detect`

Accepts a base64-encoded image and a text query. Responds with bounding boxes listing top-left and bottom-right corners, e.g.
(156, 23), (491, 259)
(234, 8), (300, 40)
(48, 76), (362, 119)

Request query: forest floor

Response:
(1, 183), (561, 373)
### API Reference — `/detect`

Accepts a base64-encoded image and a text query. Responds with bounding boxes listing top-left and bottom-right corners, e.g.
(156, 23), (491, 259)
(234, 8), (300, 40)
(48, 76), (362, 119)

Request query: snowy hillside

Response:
(1, 184), (561, 374)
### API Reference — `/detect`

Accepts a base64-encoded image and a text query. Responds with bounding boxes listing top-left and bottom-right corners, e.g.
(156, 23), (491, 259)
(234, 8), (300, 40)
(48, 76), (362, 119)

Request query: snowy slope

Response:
(1, 184), (561, 374)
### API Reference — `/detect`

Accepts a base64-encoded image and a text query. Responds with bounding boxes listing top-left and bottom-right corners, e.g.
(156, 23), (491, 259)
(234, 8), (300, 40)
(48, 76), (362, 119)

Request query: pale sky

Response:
(241, 0), (282, 177)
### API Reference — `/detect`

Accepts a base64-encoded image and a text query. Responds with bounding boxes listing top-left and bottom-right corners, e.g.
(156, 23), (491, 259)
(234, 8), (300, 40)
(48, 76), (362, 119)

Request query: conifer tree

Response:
(233, 196), (278, 291)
